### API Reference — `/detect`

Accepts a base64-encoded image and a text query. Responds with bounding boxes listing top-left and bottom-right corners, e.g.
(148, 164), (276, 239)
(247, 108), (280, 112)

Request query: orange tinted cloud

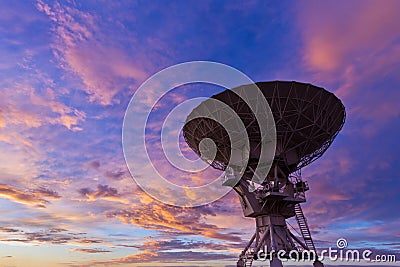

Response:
(0, 184), (60, 208)
(107, 190), (242, 243)
(78, 184), (130, 204)
(116, 249), (158, 262)
(0, 86), (85, 132)
(1, 105), (43, 128)
(29, 90), (86, 131)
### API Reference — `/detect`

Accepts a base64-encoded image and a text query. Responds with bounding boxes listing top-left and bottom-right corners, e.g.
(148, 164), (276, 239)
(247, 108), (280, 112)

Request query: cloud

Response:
(114, 250), (233, 264)
(2, 255), (14, 258)
(29, 87), (86, 131)
(0, 112), (6, 127)
(297, 0), (400, 136)
(0, 96), (42, 129)
(78, 184), (129, 204)
(103, 169), (127, 181)
(71, 238), (237, 266)
(106, 190), (243, 243)
(86, 160), (128, 180)
(32, 187), (61, 200)
(88, 160), (101, 170)
(0, 184), (60, 208)
(36, 0), (148, 106)
(71, 248), (112, 254)
(0, 85), (85, 133)
(0, 227), (104, 246)
(0, 131), (33, 147)
(0, 2), (398, 267)
(299, 0), (400, 73)
(0, 227), (21, 233)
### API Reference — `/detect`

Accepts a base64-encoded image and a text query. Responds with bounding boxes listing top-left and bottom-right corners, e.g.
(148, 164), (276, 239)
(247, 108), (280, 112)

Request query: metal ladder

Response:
(237, 255), (253, 267)
(238, 248), (254, 267)
(245, 259), (253, 267)
(294, 203), (316, 252)
(244, 249), (254, 267)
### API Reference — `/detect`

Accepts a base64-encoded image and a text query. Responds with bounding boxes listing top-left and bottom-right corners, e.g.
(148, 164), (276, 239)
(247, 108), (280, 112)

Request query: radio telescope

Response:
(183, 81), (345, 267)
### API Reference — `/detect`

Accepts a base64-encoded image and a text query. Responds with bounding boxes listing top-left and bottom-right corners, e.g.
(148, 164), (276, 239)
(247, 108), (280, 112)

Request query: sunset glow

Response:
(0, 1), (399, 266)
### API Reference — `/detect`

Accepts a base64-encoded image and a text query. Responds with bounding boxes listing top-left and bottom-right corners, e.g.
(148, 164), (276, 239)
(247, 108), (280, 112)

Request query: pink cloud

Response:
(0, 112), (6, 128)
(297, 0), (400, 136)
(299, 0), (400, 74)
(37, 1), (148, 106)
(63, 44), (147, 105)
(0, 102), (43, 129)
(0, 85), (85, 133)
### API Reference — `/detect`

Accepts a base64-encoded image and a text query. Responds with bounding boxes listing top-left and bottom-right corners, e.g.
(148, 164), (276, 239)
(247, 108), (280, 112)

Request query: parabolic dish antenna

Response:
(183, 81), (345, 267)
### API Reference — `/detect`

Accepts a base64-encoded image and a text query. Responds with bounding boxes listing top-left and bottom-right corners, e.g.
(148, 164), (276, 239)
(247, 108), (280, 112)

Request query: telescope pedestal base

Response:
(255, 215), (297, 255)
(237, 213), (321, 267)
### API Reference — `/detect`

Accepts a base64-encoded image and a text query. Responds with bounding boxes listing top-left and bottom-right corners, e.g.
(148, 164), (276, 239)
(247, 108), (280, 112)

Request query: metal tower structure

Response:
(183, 81), (345, 267)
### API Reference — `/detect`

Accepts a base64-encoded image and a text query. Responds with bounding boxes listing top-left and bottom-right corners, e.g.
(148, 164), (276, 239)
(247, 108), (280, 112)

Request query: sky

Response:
(0, 0), (399, 267)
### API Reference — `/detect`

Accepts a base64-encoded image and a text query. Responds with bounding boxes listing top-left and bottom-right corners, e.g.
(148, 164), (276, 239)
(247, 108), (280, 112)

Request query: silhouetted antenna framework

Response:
(183, 81), (345, 267)
(184, 81), (345, 173)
